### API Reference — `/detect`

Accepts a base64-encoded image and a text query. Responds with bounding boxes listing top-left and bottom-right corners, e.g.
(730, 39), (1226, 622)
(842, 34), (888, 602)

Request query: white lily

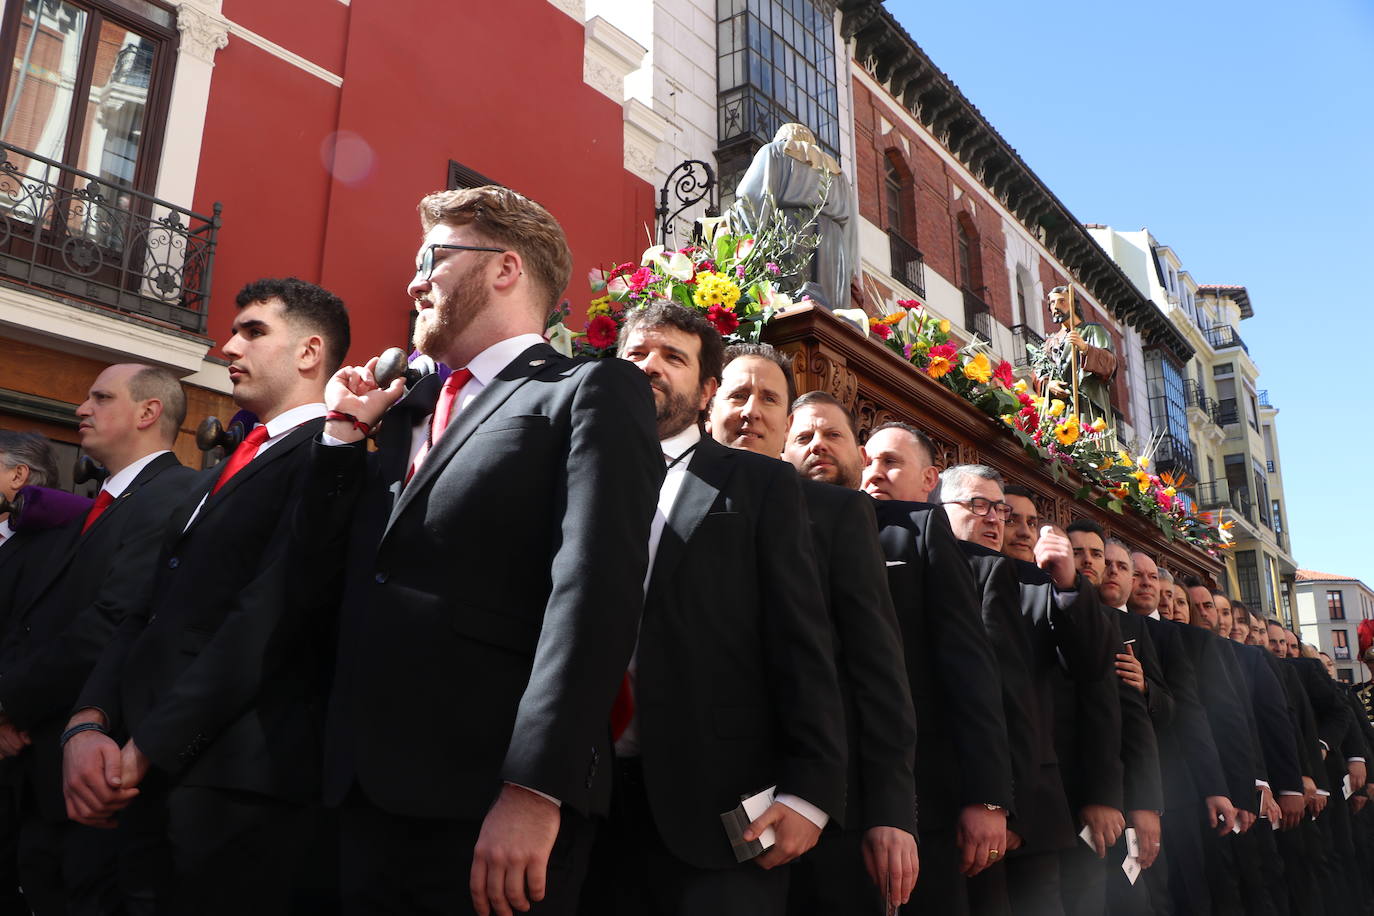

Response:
(545, 322), (575, 357)
(696, 215), (730, 243)
(833, 308), (870, 338)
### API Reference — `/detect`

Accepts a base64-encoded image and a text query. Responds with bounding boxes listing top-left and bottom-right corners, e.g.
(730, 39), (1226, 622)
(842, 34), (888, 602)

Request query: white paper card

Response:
(1343, 774), (1354, 799)
(1078, 824), (1095, 849)
(1121, 827), (1142, 885)
(741, 786), (777, 849)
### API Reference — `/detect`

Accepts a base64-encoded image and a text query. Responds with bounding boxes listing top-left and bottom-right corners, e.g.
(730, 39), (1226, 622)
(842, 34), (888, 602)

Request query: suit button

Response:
(375, 572), (388, 584)
(168, 557), (179, 569)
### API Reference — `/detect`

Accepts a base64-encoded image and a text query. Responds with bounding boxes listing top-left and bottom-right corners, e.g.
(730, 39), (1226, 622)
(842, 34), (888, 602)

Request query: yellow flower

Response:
(1001, 414), (1016, 426)
(1053, 418), (1080, 447)
(1012, 379), (1028, 394)
(1164, 486), (1177, 497)
(883, 311), (906, 325)
(1132, 469), (1152, 492)
(1047, 399), (1065, 418)
(962, 352), (993, 384)
(1097, 457), (1114, 471)
(1090, 417), (1107, 432)
(1117, 450), (1132, 465)
(587, 296), (612, 317)
(1137, 456), (1150, 470)
(926, 355), (954, 379)
(939, 319), (951, 334)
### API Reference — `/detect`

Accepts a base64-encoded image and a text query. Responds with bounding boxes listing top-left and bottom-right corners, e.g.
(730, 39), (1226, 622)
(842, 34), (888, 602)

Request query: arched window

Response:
(957, 222), (973, 290)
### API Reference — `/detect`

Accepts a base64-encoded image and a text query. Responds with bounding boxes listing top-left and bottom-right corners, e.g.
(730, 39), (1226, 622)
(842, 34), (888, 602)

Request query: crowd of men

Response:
(0, 185), (1370, 916)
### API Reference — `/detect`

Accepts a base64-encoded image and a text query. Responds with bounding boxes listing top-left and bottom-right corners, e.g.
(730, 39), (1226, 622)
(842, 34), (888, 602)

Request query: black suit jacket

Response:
(0, 453), (198, 819)
(1143, 615), (1227, 808)
(1114, 611), (1164, 812)
(800, 480), (915, 834)
(1173, 624), (1261, 811)
(305, 347), (662, 821)
(1233, 644), (1303, 795)
(79, 419), (333, 803)
(1052, 603), (1125, 813)
(635, 438), (845, 869)
(874, 501), (1012, 833)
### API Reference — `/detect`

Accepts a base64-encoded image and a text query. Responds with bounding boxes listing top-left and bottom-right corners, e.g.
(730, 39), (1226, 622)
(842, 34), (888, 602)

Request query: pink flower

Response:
(766, 262), (780, 275)
(992, 360), (1014, 388)
(928, 343), (958, 362)
(872, 323), (893, 340)
(628, 266), (656, 292)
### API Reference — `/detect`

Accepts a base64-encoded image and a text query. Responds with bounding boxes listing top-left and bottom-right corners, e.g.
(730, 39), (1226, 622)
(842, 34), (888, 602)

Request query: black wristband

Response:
(60, 722), (107, 747)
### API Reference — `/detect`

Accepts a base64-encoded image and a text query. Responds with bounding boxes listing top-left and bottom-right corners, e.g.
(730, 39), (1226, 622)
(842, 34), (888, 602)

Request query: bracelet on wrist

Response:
(325, 410), (373, 437)
(60, 722), (107, 747)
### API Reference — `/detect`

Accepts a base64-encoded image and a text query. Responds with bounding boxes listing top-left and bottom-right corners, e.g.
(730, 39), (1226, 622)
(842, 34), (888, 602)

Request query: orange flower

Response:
(926, 354), (954, 379)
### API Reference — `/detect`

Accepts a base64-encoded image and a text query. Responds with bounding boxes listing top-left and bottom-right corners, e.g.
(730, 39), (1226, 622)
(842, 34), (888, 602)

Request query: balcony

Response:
(1152, 431), (1197, 482)
(1205, 324), (1249, 354)
(1215, 397), (1239, 426)
(1258, 389), (1272, 408)
(1009, 323), (1044, 368)
(0, 141), (220, 334)
(963, 287), (992, 343)
(887, 230), (926, 298)
(1194, 480), (1254, 524)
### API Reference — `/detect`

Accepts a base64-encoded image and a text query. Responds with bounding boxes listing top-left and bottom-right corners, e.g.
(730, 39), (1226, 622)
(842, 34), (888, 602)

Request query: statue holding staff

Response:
(1031, 285), (1117, 425)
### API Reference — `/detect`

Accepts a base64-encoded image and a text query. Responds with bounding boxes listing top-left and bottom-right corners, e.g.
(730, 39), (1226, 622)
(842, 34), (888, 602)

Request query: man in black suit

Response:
(710, 348), (917, 913)
(858, 426), (1015, 915)
(1125, 552), (1237, 916)
(62, 278), (350, 914)
(0, 365), (197, 915)
(300, 188), (661, 916)
(582, 303), (843, 916)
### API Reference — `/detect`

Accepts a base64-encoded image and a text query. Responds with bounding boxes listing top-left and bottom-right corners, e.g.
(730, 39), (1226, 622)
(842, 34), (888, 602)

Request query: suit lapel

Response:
(383, 343), (560, 539)
(647, 437), (734, 596)
(179, 420), (321, 542)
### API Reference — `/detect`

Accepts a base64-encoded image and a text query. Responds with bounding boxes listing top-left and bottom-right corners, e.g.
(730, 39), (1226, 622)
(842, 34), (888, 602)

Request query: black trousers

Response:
(1002, 850), (1064, 916)
(1056, 842), (1105, 916)
(579, 757), (788, 916)
(0, 781), (28, 916)
(1103, 833), (1151, 916)
(1199, 825), (1243, 916)
(1158, 805), (1205, 916)
(786, 827), (885, 915)
(340, 784), (593, 916)
(902, 827), (968, 916)
(120, 780), (315, 916)
(15, 811), (120, 916)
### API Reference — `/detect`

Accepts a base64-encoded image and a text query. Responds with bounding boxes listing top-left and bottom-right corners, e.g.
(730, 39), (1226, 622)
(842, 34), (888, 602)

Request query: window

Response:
(1328, 590), (1346, 620)
(716, 0), (839, 177)
(957, 221), (973, 290)
(1235, 549), (1260, 610)
(1145, 349), (1194, 480)
(1, 0), (175, 199)
(1214, 362), (1234, 377)
(1333, 628), (1350, 660)
(884, 157), (902, 233)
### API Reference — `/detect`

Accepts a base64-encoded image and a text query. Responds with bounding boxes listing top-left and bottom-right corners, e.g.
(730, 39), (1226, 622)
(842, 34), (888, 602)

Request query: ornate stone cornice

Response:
(839, 0), (1192, 362)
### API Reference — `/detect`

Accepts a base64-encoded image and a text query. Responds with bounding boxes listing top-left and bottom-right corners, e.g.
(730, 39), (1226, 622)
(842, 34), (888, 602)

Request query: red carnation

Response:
(928, 343), (958, 361)
(585, 314), (619, 348)
(705, 305), (740, 336)
(872, 323), (893, 340)
(992, 360), (1014, 388)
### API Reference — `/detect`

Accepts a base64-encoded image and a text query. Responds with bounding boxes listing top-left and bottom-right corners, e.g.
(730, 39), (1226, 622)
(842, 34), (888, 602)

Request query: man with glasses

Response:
(301, 187), (662, 916)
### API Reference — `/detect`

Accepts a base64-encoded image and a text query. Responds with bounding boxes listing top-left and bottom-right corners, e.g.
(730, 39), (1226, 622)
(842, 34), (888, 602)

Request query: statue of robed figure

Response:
(1031, 285), (1117, 425)
(729, 123), (857, 311)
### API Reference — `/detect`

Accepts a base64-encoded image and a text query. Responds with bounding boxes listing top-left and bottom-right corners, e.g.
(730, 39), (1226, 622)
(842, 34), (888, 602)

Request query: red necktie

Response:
(610, 676), (634, 742)
(407, 368), (473, 483)
(81, 490), (114, 534)
(211, 424), (272, 495)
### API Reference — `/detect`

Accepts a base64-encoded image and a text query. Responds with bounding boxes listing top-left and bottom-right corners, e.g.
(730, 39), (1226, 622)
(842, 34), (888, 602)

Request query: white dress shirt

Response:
(184, 402), (326, 531)
(99, 450), (172, 501)
(0, 517), (13, 546)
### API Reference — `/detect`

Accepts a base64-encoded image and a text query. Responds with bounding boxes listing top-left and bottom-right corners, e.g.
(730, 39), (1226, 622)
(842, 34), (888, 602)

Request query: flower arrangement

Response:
(546, 190), (826, 358)
(859, 300), (1230, 555)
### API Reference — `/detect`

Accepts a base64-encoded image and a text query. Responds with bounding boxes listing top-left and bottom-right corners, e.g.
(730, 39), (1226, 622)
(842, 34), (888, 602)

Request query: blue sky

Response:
(884, 0), (1374, 586)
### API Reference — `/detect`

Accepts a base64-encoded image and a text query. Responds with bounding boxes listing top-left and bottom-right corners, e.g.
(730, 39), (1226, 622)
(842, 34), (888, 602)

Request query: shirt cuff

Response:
(506, 782), (561, 808)
(1278, 791), (1304, 797)
(321, 432), (350, 447)
(1319, 740), (1330, 752)
(1316, 790), (1330, 798)
(1256, 780), (1270, 789)
(776, 793), (829, 830)
(1052, 588), (1078, 609)
(1350, 757), (1366, 763)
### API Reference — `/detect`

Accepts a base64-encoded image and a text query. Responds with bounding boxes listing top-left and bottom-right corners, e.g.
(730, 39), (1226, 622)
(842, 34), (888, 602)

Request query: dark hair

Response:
(867, 421), (936, 467)
(1181, 575), (1204, 590)
(126, 366), (188, 442)
(724, 342), (796, 406)
(1066, 518), (1105, 538)
(619, 301), (724, 388)
(236, 278), (351, 374)
(1049, 285), (1085, 320)
(1003, 483), (1035, 500)
(0, 430), (58, 489)
(790, 390), (857, 438)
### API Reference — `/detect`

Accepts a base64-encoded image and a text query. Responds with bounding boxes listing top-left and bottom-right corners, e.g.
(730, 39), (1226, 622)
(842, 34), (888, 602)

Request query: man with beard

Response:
(862, 436), (1014, 914)
(299, 187), (662, 916)
(1126, 553), (1236, 915)
(712, 349), (917, 913)
(593, 304), (845, 915)
(64, 279), (350, 913)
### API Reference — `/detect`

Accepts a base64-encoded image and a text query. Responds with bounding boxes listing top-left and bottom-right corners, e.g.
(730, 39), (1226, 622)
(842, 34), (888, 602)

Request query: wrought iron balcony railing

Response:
(1009, 323), (1044, 368)
(963, 287), (992, 343)
(1258, 389), (1272, 408)
(1205, 324), (1248, 354)
(887, 230), (925, 298)
(0, 141), (220, 334)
